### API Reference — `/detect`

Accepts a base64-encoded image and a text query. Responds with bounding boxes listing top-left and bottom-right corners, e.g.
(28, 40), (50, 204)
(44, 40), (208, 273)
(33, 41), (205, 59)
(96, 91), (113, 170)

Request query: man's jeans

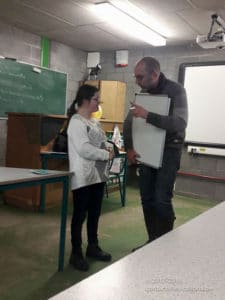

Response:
(138, 147), (182, 219)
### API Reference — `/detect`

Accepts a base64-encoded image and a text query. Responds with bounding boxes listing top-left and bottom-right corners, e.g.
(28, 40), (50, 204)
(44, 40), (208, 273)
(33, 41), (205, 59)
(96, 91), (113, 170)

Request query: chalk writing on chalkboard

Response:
(0, 58), (67, 117)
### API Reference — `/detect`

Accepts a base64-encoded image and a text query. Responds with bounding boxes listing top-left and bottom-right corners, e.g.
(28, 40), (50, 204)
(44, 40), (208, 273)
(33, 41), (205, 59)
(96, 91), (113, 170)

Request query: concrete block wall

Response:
(176, 148), (225, 202)
(0, 21), (87, 165)
(0, 19), (225, 201)
(98, 45), (225, 202)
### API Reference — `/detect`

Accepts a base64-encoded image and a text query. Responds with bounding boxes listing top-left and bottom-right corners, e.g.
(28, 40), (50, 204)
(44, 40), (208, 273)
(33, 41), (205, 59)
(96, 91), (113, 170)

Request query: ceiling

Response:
(0, 0), (225, 51)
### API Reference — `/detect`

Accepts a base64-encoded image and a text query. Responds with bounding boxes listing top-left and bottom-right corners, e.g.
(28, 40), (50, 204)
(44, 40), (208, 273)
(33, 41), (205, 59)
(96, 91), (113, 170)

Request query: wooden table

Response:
(0, 167), (72, 271)
(40, 151), (68, 212)
(49, 201), (225, 299)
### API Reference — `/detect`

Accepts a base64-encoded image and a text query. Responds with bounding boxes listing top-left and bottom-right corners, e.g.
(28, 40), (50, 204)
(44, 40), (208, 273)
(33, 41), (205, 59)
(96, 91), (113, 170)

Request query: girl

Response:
(67, 84), (114, 271)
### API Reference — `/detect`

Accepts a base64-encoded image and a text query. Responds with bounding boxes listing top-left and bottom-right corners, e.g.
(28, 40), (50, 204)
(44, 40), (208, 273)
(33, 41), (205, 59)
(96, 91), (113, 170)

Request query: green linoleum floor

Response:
(0, 186), (218, 300)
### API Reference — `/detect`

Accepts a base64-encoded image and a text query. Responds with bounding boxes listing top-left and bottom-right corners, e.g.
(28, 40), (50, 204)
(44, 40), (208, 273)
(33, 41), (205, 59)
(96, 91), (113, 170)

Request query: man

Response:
(123, 57), (188, 250)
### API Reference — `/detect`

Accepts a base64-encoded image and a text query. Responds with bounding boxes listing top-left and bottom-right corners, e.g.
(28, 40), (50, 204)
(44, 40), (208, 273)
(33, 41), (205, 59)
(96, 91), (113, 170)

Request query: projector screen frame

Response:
(179, 61), (225, 149)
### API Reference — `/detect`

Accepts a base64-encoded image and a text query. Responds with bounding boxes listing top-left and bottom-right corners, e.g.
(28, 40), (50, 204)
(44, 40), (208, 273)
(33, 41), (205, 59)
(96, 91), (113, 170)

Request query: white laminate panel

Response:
(50, 202), (225, 300)
(132, 94), (170, 168)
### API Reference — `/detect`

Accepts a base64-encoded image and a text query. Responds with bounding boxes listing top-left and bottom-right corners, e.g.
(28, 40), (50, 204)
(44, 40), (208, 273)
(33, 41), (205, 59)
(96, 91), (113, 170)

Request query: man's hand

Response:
(126, 149), (140, 165)
(130, 102), (148, 119)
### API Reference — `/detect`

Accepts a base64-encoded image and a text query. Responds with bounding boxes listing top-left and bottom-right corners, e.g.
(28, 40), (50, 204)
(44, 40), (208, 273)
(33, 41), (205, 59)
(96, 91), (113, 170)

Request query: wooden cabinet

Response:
(5, 112), (68, 210)
(82, 80), (126, 125)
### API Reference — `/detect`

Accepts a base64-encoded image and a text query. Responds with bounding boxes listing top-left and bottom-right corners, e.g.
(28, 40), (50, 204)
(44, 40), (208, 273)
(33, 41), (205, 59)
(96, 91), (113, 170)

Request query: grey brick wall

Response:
(0, 21), (87, 165)
(98, 45), (225, 202)
(1, 20), (225, 201)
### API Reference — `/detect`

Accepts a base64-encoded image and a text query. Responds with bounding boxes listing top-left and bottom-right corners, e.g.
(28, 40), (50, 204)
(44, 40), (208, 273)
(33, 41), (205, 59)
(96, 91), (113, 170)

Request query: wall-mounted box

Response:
(87, 52), (100, 68)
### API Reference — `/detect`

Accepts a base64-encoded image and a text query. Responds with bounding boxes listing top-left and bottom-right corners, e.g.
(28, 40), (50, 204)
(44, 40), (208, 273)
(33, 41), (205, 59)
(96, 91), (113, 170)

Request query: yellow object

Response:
(84, 80), (126, 122)
(92, 105), (102, 119)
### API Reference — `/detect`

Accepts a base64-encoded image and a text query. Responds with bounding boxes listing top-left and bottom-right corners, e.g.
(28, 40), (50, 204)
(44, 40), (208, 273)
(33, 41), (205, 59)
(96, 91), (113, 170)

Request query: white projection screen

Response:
(179, 62), (225, 147)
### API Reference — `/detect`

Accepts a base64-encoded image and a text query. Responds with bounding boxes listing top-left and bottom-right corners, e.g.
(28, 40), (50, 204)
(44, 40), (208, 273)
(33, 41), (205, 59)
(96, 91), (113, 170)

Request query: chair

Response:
(105, 153), (127, 206)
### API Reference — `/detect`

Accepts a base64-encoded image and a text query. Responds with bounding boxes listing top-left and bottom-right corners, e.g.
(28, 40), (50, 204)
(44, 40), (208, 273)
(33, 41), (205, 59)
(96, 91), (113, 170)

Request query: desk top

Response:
(50, 202), (225, 300)
(40, 151), (68, 155)
(0, 167), (71, 185)
(40, 151), (126, 155)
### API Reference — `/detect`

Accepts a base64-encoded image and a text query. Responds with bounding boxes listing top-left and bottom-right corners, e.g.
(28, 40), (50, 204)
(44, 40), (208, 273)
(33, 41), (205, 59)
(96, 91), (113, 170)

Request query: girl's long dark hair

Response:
(67, 84), (99, 119)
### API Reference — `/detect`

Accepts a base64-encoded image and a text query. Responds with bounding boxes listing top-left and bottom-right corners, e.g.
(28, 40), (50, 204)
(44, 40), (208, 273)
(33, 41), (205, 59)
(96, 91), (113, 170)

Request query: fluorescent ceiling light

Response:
(92, 2), (166, 46)
(111, 0), (172, 38)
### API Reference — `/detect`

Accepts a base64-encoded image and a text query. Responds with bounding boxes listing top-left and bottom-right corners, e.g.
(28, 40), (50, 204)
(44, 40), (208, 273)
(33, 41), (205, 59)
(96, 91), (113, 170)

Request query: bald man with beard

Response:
(123, 57), (188, 251)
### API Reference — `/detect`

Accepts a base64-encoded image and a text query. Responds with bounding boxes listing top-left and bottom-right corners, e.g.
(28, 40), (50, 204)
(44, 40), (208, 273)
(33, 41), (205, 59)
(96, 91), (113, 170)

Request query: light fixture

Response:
(91, 1), (166, 46)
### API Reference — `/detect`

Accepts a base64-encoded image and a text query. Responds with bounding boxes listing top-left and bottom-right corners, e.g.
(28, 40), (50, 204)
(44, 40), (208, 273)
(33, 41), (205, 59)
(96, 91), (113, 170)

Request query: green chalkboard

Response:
(0, 59), (67, 117)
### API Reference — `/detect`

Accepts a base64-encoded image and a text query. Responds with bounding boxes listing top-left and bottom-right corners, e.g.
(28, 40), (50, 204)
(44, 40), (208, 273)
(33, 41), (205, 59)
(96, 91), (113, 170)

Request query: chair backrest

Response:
(106, 152), (127, 206)
(109, 154), (126, 175)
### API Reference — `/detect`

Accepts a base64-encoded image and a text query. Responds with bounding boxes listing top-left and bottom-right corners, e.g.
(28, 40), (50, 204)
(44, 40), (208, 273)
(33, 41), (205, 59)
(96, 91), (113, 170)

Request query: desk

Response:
(0, 167), (72, 272)
(50, 202), (225, 299)
(40, 151), (68, 212)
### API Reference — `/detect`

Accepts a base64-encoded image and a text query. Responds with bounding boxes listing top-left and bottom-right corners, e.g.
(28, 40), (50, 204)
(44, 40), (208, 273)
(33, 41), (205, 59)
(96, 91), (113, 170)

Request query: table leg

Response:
(39, 156), (47, 212)
(122, 156), (127, 206)
(58, 176), (69, 271)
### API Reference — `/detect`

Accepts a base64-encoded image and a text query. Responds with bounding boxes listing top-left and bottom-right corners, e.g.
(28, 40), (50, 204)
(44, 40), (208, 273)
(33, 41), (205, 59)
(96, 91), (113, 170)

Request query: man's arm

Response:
(131, 85), (188, 132)
(123, 111), (133, 150)
(123, 111), (139, 164)
(146, 86), (188, 132)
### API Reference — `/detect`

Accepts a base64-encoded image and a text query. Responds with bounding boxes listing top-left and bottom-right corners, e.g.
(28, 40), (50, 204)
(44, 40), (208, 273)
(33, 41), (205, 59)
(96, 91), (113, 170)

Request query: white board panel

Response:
(132, 93), (170, 168)
(184, 64), (225, 146)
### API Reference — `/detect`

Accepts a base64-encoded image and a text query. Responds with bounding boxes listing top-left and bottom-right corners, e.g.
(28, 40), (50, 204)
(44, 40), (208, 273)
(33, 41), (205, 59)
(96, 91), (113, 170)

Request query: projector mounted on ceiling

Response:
(196, 33), (225, 49)
(196, 14), (225, 49)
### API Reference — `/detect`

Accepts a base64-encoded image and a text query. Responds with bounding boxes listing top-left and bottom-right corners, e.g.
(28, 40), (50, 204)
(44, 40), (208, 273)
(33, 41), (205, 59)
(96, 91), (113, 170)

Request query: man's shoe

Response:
(86, 244), (112, 262)
(131, 240), (150, 252)
(69, 250), (89, 271)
